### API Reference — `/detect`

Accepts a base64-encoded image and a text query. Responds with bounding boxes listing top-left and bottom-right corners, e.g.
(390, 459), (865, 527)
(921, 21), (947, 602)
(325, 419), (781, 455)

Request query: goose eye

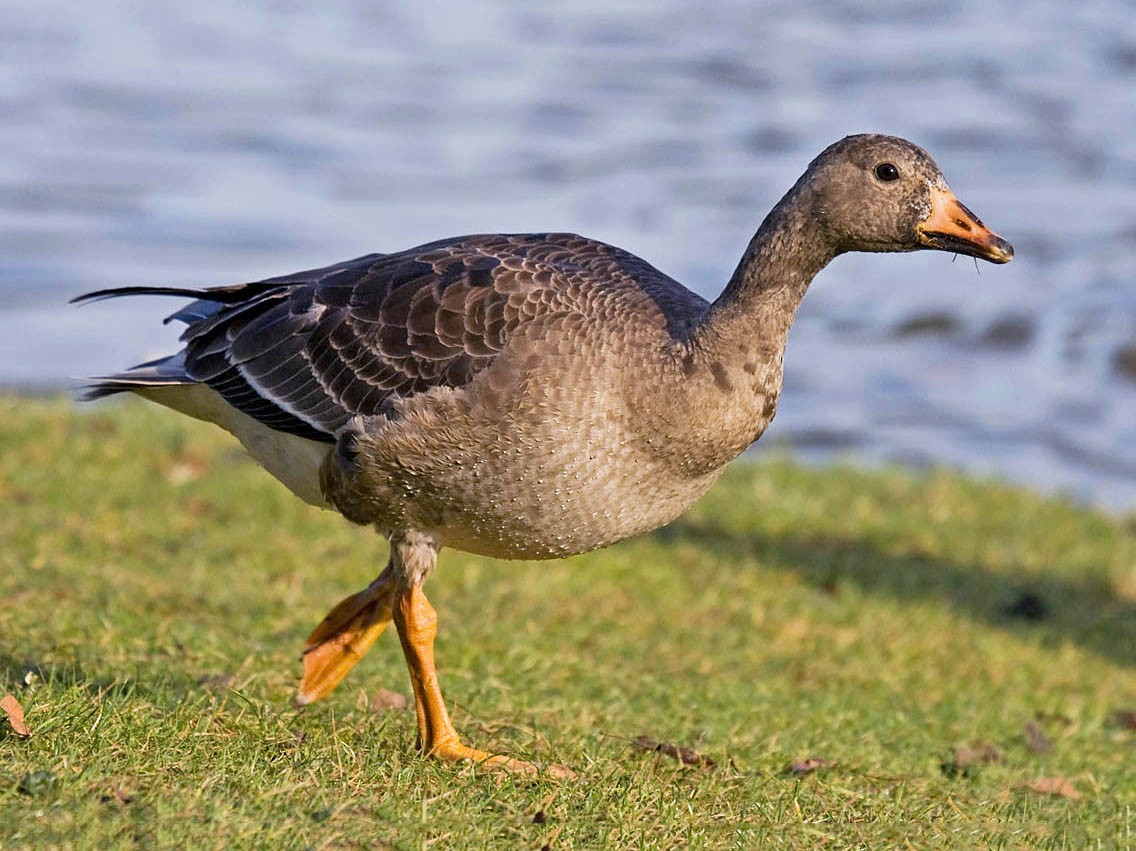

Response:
(875, 163), (899, 182)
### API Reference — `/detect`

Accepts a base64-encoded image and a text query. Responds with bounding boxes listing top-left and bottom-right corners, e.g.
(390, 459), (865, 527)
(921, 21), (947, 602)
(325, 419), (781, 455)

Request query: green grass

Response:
(1, 395), (1134, 849)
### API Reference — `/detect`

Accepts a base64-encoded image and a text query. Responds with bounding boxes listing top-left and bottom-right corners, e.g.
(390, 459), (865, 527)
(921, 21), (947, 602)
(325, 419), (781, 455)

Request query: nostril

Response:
(954, 218), (972, 232)
(955, 201), (985, 227)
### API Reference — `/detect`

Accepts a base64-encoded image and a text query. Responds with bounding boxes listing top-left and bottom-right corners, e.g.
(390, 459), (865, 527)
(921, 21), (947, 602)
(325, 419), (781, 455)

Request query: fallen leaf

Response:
(368, 688), (408, 713)
(1024, 721), (1053, 753)
(786, 757), (835, 776)
(1, 694), (30, 737)
(1020, 776), (1080, 800)
(633, 735), (716, 768)
(1112, 709), (1136, 730)
(941, 741), (1002, 777)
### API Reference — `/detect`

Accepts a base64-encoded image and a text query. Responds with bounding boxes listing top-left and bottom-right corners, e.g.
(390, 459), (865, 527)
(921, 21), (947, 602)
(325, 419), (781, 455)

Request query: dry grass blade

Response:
(1019, 777), (1081, 800)
(633, 735), (716, 768)
(786, 757), (836, 776)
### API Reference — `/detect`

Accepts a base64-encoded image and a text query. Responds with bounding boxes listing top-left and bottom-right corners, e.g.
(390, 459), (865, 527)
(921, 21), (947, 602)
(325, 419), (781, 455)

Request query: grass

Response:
(1, 395), (1134, 849)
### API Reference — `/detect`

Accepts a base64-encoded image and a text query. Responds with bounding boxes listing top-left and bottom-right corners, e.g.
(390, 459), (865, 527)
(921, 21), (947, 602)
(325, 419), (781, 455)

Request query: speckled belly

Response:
(417, 441), (725, 559)
(322, 399), (727, 560)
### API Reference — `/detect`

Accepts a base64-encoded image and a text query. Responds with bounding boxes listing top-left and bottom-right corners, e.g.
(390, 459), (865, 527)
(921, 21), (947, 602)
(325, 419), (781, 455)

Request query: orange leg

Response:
(295, 565), (396, 707)
(392, 581), (574, 778)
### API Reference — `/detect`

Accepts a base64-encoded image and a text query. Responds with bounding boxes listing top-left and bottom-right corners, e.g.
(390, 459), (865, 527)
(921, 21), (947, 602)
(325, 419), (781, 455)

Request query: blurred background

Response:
(2, 0), (1134, 508)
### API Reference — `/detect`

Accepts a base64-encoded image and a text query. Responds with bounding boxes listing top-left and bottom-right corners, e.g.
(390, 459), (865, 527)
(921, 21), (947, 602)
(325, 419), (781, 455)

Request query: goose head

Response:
(801, 134), (1013, 264)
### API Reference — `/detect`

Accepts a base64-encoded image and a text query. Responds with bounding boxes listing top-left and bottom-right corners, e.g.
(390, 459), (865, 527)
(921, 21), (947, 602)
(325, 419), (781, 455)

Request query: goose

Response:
(75, 134), (1013, 776)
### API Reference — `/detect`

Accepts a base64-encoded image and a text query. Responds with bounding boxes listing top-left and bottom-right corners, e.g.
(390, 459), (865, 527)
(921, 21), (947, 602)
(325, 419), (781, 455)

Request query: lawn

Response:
(1, 395), (1133, 849)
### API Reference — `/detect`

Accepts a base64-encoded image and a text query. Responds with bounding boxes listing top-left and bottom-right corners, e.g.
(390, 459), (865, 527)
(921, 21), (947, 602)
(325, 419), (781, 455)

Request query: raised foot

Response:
(430, 738), (575, 780)
(295, 574), (396, 707)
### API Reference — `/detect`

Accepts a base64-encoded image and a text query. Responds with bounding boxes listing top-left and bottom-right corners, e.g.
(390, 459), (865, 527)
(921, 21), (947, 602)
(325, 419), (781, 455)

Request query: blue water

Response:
(3, 0), (1135, 509)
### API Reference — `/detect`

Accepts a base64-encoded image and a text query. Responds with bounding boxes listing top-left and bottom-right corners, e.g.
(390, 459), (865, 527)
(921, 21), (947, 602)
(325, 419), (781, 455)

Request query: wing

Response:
(76, 233), (704, 443)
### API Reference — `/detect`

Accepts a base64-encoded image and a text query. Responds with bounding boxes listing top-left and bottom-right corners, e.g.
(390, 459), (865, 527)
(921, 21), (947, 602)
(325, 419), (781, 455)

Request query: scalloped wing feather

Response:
(80, 233), (704, 444)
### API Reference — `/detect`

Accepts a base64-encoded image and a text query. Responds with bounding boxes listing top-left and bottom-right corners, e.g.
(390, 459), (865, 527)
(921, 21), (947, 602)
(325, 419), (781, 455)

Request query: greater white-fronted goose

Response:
(76, 134), (1013, 776)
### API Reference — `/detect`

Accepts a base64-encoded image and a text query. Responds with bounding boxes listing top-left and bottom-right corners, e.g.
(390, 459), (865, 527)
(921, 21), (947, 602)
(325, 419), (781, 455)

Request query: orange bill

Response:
(917, 187), (1014, 264)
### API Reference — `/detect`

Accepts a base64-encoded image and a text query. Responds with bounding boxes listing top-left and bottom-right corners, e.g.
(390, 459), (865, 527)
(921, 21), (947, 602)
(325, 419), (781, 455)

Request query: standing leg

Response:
(390, 531), (573, 777)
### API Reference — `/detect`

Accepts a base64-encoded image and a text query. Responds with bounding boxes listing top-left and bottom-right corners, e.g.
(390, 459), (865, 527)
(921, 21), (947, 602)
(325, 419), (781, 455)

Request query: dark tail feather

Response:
(71, 283), (283, 327)
(78, 355), (196, 402)
(70, 286), (223, 305)
(71, 282), (280, 307)
(81, 381), (157, 401)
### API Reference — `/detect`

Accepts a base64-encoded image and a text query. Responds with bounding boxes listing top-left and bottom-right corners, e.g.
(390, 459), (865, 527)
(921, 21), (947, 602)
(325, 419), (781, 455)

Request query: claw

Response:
(429, 736), (576, 779)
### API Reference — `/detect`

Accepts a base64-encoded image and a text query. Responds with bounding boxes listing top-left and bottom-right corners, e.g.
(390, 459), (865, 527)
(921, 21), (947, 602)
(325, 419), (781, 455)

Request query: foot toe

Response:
(430, 740), (575, 779)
